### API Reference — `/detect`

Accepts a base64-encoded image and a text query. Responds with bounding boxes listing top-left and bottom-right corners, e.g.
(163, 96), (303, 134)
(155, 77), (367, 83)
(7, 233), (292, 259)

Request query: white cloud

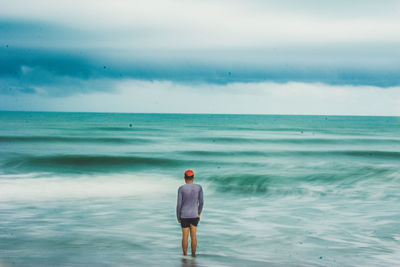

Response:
(2, 80), (399, 116)
(1, 0), (400, 49)
(1, 0), (399, 115)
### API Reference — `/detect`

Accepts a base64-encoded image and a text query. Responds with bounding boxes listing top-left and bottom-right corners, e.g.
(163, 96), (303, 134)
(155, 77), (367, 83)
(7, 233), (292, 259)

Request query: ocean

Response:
(0, 111), (399, 266)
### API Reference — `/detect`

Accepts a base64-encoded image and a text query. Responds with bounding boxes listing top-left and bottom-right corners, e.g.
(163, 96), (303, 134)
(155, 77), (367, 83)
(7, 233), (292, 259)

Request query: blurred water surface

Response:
(0, 111), (399, 266)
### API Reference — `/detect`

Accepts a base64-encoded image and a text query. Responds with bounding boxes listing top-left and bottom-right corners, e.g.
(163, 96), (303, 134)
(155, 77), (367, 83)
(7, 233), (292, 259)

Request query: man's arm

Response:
(198, 186), (204, 218)
(176, 187), (182, 222)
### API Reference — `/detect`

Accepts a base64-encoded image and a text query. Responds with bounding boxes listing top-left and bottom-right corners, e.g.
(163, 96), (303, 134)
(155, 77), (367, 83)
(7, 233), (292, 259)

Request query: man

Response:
(176, 170), (204, 256)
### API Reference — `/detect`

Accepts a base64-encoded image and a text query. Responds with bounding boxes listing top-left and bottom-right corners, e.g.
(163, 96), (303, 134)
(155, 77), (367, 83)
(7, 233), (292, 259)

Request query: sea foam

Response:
(0, 173), (179, 202)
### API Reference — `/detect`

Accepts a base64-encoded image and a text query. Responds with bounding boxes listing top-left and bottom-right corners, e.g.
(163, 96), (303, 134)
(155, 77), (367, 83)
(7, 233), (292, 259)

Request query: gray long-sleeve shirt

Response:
(176, 183), (204, 220)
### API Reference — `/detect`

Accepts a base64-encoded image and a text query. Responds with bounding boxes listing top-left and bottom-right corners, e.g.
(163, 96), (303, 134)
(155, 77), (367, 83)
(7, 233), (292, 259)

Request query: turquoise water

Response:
(0, 111), (399, 266)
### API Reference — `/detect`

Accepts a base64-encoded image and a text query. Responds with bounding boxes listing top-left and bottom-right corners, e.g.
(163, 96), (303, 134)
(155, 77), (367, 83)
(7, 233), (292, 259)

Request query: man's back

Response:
(176, 183), (203, 220)
(177, 170), (203, 256)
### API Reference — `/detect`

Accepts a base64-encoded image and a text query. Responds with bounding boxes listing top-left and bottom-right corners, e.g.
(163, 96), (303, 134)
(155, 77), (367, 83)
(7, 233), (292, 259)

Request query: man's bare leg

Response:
(181, 227), (190, 255)
(189, 224), (197, 256)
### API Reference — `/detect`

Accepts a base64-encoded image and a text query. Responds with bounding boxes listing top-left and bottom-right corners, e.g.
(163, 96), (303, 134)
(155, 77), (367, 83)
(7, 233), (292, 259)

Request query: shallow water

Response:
(0, 111), (399, 266)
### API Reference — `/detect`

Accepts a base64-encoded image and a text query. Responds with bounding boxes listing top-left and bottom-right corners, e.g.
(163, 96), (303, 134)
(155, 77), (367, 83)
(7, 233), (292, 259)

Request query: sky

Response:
(1, 0), (400, 115)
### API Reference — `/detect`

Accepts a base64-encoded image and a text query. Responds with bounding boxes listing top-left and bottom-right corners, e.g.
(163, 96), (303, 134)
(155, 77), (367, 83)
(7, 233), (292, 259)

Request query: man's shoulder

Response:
(179, 183), (202, 189)
(194, 184), (203, 191)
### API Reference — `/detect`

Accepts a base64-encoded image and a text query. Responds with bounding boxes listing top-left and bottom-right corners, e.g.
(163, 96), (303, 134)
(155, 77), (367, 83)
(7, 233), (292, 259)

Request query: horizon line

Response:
(1, 110), (399, 118)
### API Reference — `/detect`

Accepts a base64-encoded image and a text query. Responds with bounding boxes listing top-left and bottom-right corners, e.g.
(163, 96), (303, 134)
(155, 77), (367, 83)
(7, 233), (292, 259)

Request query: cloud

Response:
(1, 41), (400, 98)
(1, 79), (400, 116)
(2, 0), (400, 46)
(0, 0), (399, 114)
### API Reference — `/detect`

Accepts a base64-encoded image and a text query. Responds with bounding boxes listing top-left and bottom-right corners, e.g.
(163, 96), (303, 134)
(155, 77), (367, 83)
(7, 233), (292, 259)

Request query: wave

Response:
(179, 149), (400, 160)
(203, 172), (346, 195)
(3, 149), (398, 175)
(341, 151), (400, 158)
(0, 136), (152, 144)
(3, 154), (181, 173)
(0, 173), (179, 201)
(90, 126), (169, 132)
(188, 125), (384, 136)
(292, 150), (400, 159)
(184, 136), (400, 145)
(203, 164), (397, 195)
(178, 150), (267, 157)
(205, 174), (272, 193)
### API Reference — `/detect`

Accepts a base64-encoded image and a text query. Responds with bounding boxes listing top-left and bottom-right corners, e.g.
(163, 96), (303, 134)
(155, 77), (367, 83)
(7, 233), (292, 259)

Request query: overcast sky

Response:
(1, 0), (400, 115)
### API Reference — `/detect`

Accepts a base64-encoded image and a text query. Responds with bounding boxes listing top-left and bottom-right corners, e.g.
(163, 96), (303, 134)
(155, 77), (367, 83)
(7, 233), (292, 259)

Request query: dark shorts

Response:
(180, 217), (199, 228)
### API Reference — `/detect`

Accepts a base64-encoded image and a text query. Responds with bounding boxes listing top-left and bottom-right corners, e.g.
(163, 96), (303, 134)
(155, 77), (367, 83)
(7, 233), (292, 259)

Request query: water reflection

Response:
(181, 256), (198, 267)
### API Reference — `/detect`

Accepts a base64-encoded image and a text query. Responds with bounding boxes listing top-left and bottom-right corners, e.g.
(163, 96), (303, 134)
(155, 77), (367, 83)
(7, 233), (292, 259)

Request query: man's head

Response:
(184, 170), (194, 181)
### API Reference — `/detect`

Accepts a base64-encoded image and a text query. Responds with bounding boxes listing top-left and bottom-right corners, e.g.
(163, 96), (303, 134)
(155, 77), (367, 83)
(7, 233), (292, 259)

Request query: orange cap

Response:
(184, 170), (194, 177)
